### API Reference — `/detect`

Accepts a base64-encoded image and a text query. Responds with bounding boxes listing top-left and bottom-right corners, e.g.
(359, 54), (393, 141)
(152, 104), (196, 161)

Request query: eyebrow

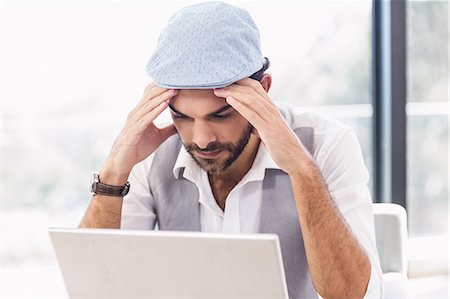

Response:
(168, 104), (233, 118)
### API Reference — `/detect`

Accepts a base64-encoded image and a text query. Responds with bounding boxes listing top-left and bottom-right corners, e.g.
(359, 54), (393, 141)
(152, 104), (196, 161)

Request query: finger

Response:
(134, 87), (169, 113)
(215, 83), (276, 115)
(158, 123), (177, 142)
(235, 78), (275, 107)
(135, 101), (169, 134)
(225, 96), (268, 131)
(251, 126), (260, 138)
(214, 87), (272, 122)
(134, 83), (171, 113)
(140, 89), (178, 116)
(220, 82), (282, 121)
(131, 89), (178, 123)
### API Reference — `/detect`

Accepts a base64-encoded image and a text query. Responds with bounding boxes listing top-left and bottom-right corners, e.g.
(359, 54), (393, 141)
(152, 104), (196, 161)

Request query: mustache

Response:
(185, 141), (233, 153)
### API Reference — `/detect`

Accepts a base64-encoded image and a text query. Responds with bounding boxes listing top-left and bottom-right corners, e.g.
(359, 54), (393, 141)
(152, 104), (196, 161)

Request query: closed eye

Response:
(212, 113), (232, 119)
(171, 112), (233, 121)
(172, 113), (192, 120)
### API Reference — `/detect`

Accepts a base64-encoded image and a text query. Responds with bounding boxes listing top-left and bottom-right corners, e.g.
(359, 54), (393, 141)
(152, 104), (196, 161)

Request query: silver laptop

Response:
(49, 228), (289, 298)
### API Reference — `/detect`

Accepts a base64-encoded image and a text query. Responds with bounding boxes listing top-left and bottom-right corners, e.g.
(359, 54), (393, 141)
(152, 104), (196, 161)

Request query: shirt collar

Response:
(172, 141), (281, 182)
(172, 145), (197, 180)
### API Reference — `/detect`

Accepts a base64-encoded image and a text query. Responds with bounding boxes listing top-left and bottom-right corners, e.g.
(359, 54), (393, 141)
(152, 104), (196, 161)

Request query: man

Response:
(80, 2), (383, 298)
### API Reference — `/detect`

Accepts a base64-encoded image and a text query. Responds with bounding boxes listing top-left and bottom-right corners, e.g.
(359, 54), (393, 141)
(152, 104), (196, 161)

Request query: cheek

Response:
(224, 119), (247, 135)
(217, 116), (250, 142)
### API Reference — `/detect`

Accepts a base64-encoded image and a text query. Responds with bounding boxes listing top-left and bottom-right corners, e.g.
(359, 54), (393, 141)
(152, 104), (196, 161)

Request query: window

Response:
(242, 1), (373, 193)
(406, 0), (448, 237)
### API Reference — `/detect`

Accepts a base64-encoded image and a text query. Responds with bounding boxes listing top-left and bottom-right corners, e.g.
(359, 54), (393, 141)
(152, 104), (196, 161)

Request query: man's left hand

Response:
(213, 78), (313, 175)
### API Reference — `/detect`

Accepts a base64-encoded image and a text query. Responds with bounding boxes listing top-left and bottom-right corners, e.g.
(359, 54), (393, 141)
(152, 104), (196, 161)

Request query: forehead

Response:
(169, 89), (228, 115)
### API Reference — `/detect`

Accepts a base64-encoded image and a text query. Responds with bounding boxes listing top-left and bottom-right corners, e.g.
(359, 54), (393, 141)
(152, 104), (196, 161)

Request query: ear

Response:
(259, 73), (272, 93)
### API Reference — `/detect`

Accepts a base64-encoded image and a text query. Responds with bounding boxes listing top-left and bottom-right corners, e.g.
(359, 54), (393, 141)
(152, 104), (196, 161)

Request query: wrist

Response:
(100, 157), (132, 185)
(99, 167), (130, 186)
(99, 172), (129, 186)
(287, 157), (320, 179)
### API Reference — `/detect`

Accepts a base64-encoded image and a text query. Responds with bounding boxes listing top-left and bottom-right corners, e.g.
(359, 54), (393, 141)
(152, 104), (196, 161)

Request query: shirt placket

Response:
(201, 171), (225, 213)
(222, 188), (241, 233)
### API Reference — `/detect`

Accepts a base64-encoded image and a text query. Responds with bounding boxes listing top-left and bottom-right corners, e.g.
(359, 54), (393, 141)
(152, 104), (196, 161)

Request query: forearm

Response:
(289, 160), (371, 299)
(79, 83), (176, 229)
(79, 195), (123, 228)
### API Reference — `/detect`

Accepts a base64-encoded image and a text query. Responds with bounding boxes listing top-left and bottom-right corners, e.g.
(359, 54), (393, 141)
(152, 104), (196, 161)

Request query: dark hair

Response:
(249, 57), (270, 81)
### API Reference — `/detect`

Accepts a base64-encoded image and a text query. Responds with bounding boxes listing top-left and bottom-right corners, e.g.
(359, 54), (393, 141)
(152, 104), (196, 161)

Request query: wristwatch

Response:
(90, 172), (130, 197)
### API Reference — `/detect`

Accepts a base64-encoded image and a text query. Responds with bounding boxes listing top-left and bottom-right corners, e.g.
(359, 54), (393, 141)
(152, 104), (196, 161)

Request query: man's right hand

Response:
(100, 83), (178, 185)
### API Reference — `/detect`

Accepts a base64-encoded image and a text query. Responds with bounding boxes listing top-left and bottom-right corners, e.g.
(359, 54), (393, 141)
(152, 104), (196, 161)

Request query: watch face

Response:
(90, 172), (100, 194)
(91, 182), (98, 193)
(92, 173), (100, 183)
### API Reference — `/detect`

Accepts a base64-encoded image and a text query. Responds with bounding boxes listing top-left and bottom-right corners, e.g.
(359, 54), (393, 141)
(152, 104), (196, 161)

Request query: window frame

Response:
(372, 0), (407, 208)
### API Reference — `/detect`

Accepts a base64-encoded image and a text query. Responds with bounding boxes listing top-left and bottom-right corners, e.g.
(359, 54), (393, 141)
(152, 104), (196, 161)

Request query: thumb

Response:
(159, 123), (177, 141)
(251, 126), (260, 138)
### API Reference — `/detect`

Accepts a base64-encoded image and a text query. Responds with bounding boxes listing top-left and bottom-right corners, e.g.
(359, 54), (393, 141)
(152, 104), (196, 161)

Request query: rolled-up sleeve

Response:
(121, 155), (158, 230)
(317, 127), (384, 298)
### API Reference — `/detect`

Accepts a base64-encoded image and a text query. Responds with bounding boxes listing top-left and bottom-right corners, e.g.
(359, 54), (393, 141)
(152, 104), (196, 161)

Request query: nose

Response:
(191, 121), (217, 149)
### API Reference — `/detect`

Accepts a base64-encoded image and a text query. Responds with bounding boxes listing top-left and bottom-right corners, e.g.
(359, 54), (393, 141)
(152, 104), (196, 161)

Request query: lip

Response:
(196, 149), (223, 159)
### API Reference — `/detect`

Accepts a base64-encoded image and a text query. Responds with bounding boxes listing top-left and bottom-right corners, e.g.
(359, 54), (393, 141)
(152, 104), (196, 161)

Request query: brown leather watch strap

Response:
(96, 183), (127, 196)
(91, 173), (130, 197)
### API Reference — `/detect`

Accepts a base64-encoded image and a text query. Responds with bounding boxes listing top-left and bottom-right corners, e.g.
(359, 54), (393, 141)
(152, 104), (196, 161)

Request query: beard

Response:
(183, 123), (253, 174)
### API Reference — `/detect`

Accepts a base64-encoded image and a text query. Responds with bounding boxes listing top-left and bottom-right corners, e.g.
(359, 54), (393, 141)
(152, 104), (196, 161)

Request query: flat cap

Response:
(145, 1), (264, 89)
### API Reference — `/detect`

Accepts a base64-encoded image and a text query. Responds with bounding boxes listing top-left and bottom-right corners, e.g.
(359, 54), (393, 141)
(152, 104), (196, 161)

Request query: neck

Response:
(208, 134), (261, 185)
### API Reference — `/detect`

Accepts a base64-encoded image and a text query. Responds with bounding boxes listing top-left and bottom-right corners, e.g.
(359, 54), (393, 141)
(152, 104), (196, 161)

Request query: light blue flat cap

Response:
(146, 1), (264, 89)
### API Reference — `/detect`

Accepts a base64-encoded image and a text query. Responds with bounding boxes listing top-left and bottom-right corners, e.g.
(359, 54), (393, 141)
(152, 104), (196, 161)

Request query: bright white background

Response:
(1, 0), (448, 297)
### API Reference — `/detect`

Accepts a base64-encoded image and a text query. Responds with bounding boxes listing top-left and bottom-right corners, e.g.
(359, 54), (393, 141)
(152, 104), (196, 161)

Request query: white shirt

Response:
(121, 102), (384, 298)
(172, 133), (278, 234)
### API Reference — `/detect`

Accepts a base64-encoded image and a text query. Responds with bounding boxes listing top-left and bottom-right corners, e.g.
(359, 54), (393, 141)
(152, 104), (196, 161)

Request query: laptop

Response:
(49, 228), (289, 298)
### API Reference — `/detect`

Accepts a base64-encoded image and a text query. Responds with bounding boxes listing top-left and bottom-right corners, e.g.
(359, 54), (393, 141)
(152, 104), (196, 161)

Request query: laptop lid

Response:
(49, 228), (289, 298)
